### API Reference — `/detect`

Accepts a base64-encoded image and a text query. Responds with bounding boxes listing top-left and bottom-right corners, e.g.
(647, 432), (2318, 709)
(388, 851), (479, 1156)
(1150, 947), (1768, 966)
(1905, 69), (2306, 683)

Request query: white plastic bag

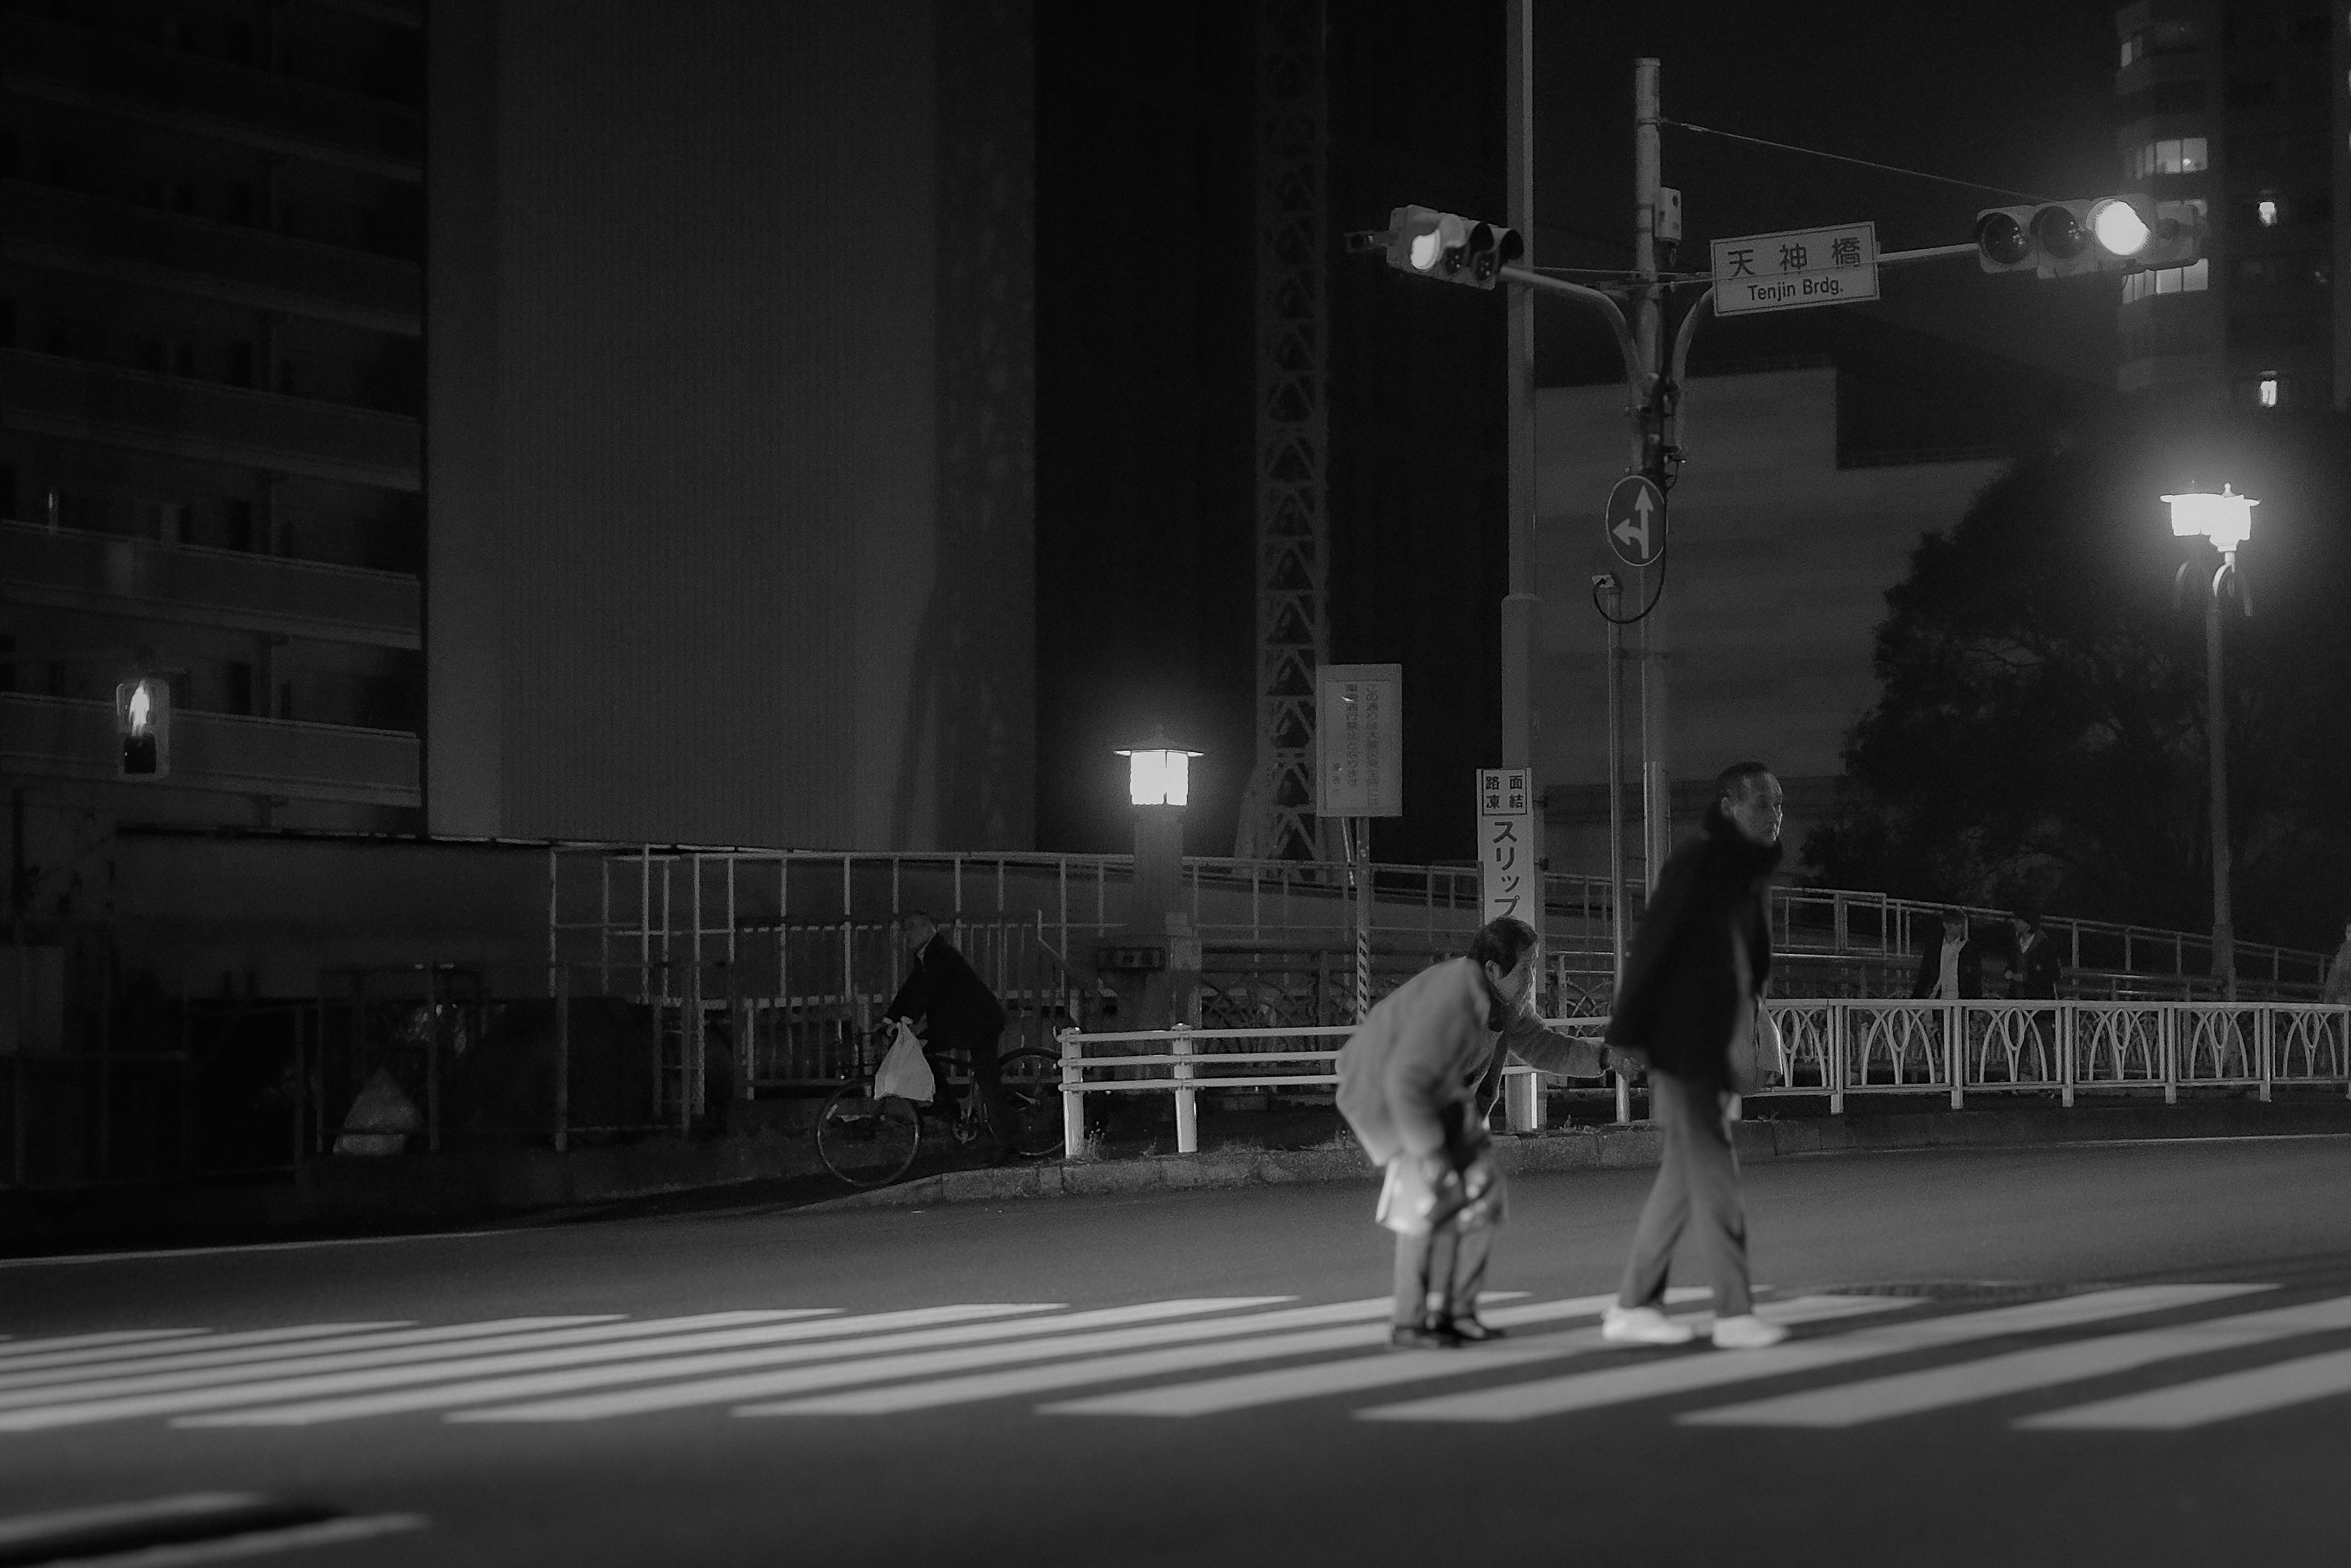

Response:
(872, 1019), (936, 1104)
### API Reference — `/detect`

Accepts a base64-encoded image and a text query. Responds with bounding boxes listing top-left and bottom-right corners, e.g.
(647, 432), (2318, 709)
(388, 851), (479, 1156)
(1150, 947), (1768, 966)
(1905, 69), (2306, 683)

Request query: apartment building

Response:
(2113, 0), (2351, 407)
(1, 0), (425, 839)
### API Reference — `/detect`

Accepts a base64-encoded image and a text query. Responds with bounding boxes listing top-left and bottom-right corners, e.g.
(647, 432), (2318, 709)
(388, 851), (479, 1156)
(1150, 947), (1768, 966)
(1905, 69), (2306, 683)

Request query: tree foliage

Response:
(1805, 407), (2351, 949)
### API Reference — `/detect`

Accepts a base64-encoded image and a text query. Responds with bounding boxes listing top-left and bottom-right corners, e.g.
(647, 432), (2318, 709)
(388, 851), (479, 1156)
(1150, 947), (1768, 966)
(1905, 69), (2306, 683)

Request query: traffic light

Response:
(114, 677), (170, 780)
(1379, 204), (1523, 290)
(1974, 197), (2201, 278)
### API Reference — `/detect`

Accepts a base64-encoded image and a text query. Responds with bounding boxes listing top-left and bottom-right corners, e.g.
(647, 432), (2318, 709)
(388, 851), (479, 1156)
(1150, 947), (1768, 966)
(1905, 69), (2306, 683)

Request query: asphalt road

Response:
(6, 1136), (2351, 1567)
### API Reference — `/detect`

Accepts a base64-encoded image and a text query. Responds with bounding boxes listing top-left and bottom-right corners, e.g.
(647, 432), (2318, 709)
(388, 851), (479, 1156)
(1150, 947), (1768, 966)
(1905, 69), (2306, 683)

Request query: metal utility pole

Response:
(1630, 59), (1672, 892)
(1501, 0), (1537, 776)
(2203, 574), (2236, 999)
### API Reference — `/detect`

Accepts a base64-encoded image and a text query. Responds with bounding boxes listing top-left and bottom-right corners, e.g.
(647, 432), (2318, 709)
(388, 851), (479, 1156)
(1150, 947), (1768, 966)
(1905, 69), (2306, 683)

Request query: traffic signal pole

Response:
(1630, 59), (1670, 894)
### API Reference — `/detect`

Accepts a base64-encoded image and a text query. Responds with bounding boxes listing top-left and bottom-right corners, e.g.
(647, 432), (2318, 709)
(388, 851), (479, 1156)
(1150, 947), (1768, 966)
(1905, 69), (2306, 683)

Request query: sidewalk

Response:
(807, 1096), (2351, 1212)
(7, 1096), (2348, 1253)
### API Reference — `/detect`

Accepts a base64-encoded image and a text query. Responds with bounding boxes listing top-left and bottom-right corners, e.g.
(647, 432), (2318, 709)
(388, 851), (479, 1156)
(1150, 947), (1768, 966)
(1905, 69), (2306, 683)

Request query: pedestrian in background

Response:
(2323, 920), (2351, 1005)
(1336, 916), (1605, 1349)
(1910, 909), (1985, 1001)
(2003, 910), (2063, 1081)
(2003, 911), (2061, 1000)
(880, 912), (1010, 1161)
(1600, 762), (1788, 1351)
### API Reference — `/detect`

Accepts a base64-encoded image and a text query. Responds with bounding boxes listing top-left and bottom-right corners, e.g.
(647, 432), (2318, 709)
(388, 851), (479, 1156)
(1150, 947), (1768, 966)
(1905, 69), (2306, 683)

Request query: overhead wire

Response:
(1658, 118), (2060, 204)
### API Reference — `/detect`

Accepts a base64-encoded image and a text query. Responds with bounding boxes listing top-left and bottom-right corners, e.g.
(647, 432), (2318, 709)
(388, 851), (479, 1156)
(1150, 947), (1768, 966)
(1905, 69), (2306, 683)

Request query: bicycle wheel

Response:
(997, 1047), (1067, 1160)
(815, 1085), (921, 1187)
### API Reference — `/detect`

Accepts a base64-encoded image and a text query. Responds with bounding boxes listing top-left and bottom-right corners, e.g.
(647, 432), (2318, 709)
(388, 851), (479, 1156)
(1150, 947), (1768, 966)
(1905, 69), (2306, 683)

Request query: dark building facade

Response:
(1, 0), (428, 847)
(2112, 0), (2351, 407)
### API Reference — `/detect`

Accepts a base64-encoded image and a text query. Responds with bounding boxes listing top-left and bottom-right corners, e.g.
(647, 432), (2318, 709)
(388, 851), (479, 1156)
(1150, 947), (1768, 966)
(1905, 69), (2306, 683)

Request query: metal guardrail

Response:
(1056, 1001), (2351, 1155)
(549, 846), (2334, 1000)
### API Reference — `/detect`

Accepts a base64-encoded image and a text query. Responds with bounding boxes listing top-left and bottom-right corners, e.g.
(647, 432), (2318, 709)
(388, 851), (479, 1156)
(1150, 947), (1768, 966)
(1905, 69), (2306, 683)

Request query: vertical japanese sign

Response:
(1315, 664), (1403, 819)
(1477, 767), (1536, 926)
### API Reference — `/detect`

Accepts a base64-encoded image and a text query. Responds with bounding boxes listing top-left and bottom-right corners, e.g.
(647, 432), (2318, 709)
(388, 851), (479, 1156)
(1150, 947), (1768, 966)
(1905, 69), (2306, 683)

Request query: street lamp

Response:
(2162, 483), (2257, 999)
(1114, 731), (1202, 936)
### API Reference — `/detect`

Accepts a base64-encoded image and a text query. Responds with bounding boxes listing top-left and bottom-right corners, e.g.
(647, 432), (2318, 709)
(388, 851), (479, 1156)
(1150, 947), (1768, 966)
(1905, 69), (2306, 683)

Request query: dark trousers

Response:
(926, 1029), (1005, 1133)
(1392, 1220), (1493, 1329)
(1619, 1070), (1753, 1318)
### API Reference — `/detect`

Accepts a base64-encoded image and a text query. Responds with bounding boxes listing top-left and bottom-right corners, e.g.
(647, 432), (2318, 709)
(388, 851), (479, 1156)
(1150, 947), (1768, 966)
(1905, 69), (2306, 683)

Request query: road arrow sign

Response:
(1604, 475), (1665, 568)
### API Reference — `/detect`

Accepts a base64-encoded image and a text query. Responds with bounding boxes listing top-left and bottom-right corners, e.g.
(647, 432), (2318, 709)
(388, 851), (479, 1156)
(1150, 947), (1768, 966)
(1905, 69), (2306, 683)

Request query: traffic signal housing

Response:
(1974, 197), (2201, 278)
(115, 677), (170, 780)
(1381, 204), (1523, 290)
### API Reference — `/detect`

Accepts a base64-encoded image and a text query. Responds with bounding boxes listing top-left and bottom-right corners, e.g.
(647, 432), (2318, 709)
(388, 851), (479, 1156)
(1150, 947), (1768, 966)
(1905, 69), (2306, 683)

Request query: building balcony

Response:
(0, 693), (419, 809)
(1, 350), (419, 493)
(2, 12), (421, 182)
(2, 182), (420, 336)
(0, 520), (419, 651)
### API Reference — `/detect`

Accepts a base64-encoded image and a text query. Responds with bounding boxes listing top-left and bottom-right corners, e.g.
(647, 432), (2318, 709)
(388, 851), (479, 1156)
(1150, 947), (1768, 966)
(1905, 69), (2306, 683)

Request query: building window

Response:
(2129, 137), (2210, 179)
(2257, 197), (2280, 227)
(2257, 375), (2279, 409)
(2121, 20), (2201, 66)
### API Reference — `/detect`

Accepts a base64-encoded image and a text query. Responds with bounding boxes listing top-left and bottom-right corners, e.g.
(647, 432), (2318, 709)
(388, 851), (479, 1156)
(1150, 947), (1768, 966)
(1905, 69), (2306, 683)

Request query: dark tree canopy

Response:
(1805, 407), (2351, 951)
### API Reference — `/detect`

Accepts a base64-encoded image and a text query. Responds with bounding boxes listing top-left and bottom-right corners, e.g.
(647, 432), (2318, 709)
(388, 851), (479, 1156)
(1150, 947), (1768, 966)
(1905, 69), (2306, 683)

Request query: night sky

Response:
(1035, 1), (2128, 863)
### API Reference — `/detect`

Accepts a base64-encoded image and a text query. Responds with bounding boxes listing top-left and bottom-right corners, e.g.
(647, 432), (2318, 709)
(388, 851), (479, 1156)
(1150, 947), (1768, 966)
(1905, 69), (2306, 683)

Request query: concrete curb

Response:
(804, 1098), (2351, 1212)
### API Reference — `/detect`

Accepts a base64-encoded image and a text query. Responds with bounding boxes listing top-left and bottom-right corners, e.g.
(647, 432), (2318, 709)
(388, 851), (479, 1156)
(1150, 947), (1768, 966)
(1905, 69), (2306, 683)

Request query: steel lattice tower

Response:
(1233, 0), (1329, 861)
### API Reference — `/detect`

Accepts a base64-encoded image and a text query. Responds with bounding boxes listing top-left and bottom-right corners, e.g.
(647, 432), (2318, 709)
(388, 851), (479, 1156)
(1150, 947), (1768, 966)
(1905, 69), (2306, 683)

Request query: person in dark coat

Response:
(1601, 762), (1787, 1351)
(1910, 909), (1987, 1000)
(2003, 911), (2063, 1081)
(881, 912), (1009, 1153)
(2004, 912), (2061, 1000)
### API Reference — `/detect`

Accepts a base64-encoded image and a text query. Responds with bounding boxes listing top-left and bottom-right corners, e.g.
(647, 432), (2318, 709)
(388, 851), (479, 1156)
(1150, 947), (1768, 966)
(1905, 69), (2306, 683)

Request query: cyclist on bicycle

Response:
(880, 912), (1010, 1163)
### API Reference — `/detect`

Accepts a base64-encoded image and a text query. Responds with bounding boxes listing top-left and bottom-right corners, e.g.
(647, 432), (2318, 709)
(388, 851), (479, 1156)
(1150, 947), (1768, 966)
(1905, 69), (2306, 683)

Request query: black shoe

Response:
(1389, 1322), (1465, 1350)
(1439, 1315), (1505, 1343)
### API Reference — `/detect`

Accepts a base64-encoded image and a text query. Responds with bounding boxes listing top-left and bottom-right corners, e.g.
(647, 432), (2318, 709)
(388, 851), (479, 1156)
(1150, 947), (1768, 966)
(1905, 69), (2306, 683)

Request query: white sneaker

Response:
(1601, 1305), (1696, 1346)
(1710, 1313), (1791, 1350)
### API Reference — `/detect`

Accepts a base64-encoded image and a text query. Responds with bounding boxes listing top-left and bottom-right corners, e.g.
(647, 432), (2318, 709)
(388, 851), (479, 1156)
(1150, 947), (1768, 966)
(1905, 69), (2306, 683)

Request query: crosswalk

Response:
(6, 1281), (2351, 1435)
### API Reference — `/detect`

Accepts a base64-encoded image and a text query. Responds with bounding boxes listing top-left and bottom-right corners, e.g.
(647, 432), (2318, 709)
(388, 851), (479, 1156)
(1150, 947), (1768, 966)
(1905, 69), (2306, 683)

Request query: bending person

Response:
(1337, 917), (1606, 1349)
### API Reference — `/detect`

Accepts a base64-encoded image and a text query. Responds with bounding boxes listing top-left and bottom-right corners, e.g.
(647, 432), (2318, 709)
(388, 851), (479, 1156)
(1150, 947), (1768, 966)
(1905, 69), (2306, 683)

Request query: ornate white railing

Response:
(1057, 1001), (2351, 1154)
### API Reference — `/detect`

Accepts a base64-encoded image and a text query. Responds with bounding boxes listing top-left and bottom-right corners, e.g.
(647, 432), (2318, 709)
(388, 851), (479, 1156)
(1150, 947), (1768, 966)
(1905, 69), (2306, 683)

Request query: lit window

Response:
(2181, 258), (2208, 291)
(2257, 375), (2279, 408)
(2257, 198), (2279, 226)
(2156, 267), (2180, 295)
(2180, 137), (2207, 171)
(2156, 138), (2180, 171)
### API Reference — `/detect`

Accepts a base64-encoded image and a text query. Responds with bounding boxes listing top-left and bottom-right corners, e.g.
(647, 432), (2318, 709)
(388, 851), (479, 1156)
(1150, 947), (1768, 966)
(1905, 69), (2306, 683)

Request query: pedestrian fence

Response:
(1056, 1000), (2351, 1156)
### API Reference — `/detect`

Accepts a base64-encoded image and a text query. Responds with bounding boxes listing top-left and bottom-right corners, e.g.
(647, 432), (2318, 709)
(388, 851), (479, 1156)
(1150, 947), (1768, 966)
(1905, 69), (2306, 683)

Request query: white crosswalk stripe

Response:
(0, 1315), (763, 1419)
(1684, 1292), (2351, 1427)
(173, 1304), (1088, 1427)
(1037, 1291), (1894, 1419)
(451, 1298), (1341, 1423)
(0, 1321), (569, 1393)
(1352, 1285), (2265, 1424)
(16, 1281), (2351, 1436)
(2020, 1343), (2351, 1430)
(0, 1330), (213, 1360)
(754, 1289), (1842, 1419)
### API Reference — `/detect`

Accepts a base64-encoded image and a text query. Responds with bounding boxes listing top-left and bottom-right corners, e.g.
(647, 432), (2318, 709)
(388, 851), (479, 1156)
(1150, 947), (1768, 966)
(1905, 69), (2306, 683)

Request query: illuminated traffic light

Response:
(1974, 197), (2201, 278)
(1377, 204), (1523, 290)
(114, 677), (170, 780)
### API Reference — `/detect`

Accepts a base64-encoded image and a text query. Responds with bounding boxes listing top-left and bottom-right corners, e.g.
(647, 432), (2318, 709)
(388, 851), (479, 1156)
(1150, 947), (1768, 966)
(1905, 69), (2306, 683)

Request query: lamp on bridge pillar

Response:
(2163, 484), (2256, 1000)
(1098, 732), (1206, 1032)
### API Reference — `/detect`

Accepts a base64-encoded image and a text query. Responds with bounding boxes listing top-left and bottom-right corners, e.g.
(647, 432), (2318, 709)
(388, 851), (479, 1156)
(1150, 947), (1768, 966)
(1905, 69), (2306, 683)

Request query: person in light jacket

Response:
(1337, 916), (1606, 1349)
(1600, 762), (1788, 1351)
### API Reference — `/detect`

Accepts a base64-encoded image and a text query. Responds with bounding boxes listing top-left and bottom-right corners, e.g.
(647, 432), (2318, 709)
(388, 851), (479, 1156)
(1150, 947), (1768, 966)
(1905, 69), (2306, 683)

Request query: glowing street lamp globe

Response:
(2162, 484), (2259, 554)
(1117, 733), (1203, 808)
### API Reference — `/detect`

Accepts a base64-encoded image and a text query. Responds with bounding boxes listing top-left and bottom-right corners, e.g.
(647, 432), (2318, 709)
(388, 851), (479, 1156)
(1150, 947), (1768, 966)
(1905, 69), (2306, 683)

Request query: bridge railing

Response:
(1056, 1000), (2351, 1155)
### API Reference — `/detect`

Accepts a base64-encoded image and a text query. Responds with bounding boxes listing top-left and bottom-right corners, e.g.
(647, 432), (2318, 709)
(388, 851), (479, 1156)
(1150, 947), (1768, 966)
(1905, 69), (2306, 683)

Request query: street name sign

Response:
(1316, 663), (1403, 818)
(1603, 475), (1665, 568)
(1711, 222), (1879, 315)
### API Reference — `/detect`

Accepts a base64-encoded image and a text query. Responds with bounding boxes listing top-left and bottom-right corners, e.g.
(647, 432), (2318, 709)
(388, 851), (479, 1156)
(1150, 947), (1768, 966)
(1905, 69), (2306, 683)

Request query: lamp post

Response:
(2162, 484), (2257, 1000)
(1102, 732), (1205, 1033)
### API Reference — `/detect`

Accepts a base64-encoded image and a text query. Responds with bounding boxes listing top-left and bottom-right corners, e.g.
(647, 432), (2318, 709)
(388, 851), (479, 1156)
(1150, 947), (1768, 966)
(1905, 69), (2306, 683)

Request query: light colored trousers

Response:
(1618, 1069), (1753, 1318)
